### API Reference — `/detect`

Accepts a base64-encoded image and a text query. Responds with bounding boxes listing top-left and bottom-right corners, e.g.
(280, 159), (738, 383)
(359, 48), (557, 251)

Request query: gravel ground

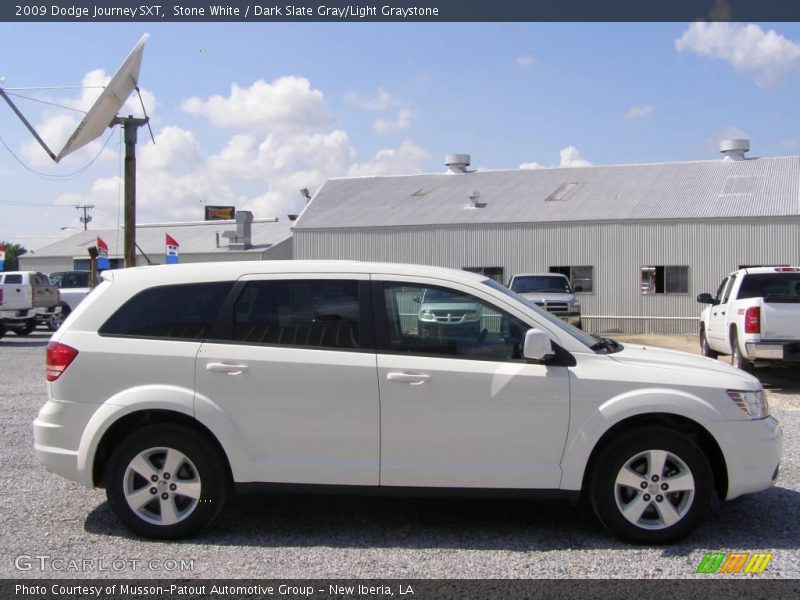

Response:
(0, 330), (797, 579)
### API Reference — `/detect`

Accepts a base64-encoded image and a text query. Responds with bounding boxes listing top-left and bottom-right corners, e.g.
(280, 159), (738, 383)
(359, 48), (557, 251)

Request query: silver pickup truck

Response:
(508, 272), (583, 329)
(0, 271), (59, 338)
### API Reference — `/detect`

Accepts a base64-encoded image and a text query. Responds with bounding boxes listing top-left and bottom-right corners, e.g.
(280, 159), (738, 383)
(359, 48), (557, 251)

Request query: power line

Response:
(0, 127), (117, 180)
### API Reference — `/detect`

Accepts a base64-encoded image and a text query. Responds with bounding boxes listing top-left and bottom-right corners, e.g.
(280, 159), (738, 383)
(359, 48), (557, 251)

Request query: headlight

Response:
(419, 310), (435, 322)
(727, 389), (769, 419)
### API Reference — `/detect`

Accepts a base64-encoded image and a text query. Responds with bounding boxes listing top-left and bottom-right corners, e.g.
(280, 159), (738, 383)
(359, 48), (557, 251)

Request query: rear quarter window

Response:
(99, 282), (233, 340)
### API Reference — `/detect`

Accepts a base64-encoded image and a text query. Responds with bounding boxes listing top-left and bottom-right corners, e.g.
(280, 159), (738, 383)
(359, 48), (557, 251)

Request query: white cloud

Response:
(520, 147), (594, 169)
(348, 140), (429, 177)
(344, 86), (397, 111)
(140, 126), (202, 172)
(625, 104), (655, 119)
(374, 108), (413, 134)
(182, 76), (333, 134)
(675, 22), (800, 86)
(516, 56), (535, 69)
(48, 73), (430, 226)
(559, 146), (593, 167)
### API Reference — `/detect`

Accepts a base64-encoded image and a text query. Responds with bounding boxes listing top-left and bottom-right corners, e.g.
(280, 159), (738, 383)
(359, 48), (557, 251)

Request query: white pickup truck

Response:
(0, 271), (60, 337)
(697, 266), (800, 370)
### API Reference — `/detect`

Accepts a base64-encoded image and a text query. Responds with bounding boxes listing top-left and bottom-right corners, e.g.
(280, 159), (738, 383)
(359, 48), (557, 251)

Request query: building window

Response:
(463, 266), (504, 284)
(641, 266), (689, 295)
(549, 266), (593, 293)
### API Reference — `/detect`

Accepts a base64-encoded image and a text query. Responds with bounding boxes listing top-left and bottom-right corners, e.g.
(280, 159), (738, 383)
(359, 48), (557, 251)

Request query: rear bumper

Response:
(745, 341), (800, 362)
(708, 416), (782, 500)
(33, 399), (97, 487)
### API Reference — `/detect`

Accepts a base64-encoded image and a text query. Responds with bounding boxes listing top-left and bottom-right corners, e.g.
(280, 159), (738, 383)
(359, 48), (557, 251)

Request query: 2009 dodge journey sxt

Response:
(34, 261), (782, 543)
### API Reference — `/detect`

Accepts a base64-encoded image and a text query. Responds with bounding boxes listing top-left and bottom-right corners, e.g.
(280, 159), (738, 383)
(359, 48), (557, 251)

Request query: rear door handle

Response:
(206, 362), (249, 375)
(386, 372), (431, 385)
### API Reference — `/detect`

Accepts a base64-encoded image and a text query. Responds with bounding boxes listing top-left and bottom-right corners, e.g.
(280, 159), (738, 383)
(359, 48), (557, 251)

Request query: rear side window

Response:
(100, 282), (233, 339)
(233, 279), (362, 349)
(4, 274), (22, 284)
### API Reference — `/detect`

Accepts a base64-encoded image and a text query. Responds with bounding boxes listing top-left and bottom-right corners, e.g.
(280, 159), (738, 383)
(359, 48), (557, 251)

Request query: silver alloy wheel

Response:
(614, 449), (695, 530)
(123, 447), (201, 526)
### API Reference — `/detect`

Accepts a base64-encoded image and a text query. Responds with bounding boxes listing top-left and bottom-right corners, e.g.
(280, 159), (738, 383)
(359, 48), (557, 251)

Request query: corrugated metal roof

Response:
(294, 156), (800, 230)
(30, 219), (293, 258)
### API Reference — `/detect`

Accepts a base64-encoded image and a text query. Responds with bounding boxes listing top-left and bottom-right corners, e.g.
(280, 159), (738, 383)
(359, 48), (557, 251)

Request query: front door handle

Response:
(206, 362), (249, 375)
(386, 372), (431, 385)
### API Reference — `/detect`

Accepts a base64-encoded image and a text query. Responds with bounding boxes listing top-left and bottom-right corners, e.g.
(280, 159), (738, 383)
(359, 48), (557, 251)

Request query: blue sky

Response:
(3, 22), (800, 250)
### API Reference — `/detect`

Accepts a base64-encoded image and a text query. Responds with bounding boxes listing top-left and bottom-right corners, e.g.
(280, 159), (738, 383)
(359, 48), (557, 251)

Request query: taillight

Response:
(46, 342), (79, 382)
(774, 267), (800, 272)
(744, 306), (761, 334)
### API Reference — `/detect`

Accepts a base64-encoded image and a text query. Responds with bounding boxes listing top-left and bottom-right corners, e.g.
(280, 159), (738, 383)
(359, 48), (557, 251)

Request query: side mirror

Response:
(523, 328), (555, 361)
(696, 293), (714, 304)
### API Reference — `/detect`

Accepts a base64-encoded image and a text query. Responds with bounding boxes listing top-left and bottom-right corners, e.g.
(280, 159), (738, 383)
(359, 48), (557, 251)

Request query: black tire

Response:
(12, 319), (36, 336)
(699, 327), (718, 359)
(47, 303), (70, 332)
(0, 324), (6, 339)
(106, 423), (229, 539)
(730, 330), (752, 371)
(589, 427), (713, 544)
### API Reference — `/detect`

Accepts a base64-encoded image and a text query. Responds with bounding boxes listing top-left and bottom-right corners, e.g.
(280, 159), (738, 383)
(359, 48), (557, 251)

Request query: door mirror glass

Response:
(696, 293), (714, 304)
(523, 328), (555, 361)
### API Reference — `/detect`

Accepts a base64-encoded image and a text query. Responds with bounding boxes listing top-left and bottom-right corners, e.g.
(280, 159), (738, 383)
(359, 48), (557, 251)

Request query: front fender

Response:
(559, 388), (725, 491)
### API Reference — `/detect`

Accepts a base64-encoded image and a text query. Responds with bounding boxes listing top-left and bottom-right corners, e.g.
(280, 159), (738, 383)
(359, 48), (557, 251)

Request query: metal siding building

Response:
(293, 154), (800, 333)
(20, 217), (293, 273)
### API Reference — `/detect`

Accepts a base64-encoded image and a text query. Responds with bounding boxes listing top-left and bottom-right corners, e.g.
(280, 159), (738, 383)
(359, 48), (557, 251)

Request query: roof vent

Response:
(224, 210), (253, 250)
(720, 138), (750, 161)
(445, 154), (471, 174)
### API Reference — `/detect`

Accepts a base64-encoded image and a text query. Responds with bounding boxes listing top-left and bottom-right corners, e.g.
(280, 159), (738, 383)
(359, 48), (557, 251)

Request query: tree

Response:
(1, 242), (27, 271)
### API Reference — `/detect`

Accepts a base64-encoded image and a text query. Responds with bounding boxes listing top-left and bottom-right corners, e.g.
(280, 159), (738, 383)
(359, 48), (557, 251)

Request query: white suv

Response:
(34, 261), (782, 543)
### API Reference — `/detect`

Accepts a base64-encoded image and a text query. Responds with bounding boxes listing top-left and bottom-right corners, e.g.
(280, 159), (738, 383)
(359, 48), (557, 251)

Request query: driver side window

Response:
(379, 282), (530, 361)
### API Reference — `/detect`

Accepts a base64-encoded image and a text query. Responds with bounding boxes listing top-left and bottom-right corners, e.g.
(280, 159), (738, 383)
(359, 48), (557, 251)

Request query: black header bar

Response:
(5, 1), (800, 22)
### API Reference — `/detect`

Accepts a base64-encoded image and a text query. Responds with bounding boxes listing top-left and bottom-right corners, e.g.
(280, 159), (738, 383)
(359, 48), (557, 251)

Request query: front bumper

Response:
(746, 341), (800, 362)
(708, 415), (782, 500)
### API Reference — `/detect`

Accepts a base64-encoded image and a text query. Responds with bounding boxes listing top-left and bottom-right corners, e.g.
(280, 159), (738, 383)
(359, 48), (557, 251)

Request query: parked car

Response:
(0, 271), (59, 336)
(416, 286), (483, 339)
(698, 266), (800, 370)
(48, 271), (96, 329)
(508, 273), (582, 328)
(35, 261), (781, 543)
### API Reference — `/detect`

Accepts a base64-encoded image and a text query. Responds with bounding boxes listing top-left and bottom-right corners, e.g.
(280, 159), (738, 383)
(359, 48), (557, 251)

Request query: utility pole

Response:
(74, 204), (94, 230)
(113, 115), (149, 268)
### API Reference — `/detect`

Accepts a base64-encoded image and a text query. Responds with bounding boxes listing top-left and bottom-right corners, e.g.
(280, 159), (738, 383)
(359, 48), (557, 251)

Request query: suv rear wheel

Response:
(589, 427), (713, 544)
(106, 424), (229, 539)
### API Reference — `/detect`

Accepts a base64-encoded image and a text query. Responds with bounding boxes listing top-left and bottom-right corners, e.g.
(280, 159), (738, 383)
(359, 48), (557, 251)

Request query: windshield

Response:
(50, 271), (91, 288)
(422, 288), (472, 303)
(482, 278), (600, 349)
(510, 275), (572, 294)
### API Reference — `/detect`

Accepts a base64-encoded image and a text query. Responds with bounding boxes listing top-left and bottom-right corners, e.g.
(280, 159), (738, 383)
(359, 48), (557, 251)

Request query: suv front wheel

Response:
(106, 424), (229, 539)
(589, 427), (713, 544)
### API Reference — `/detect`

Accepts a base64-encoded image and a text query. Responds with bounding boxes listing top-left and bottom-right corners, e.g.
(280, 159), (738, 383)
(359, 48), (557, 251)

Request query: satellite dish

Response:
(56, 33), (149, 162)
